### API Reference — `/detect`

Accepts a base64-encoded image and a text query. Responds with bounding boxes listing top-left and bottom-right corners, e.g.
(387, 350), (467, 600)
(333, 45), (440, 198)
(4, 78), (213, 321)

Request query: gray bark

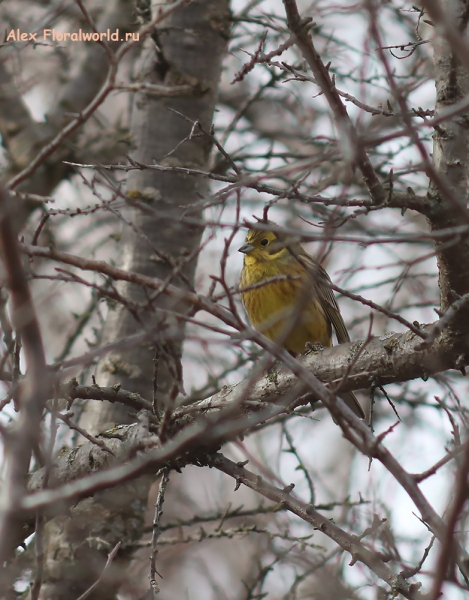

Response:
(426, 0), (469, 314)
(38, 1), (230, 598)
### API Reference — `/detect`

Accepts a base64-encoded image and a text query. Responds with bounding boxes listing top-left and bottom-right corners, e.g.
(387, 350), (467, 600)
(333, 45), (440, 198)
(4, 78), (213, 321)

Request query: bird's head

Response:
(238, 222), (302, 264)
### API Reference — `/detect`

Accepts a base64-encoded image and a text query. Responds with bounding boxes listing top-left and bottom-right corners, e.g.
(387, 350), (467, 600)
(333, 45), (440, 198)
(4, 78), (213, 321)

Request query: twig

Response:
(367, 0), (469, 223)
(209, 453), (424, 599)
(400, 535), (435, 579)
(282, 0), (387, 205)
(282, 424), (315, 504)
(56, 412), (115, 456)
(166, 108), (241, 175)
(149, 469), (170, 594)
(0, 187), (49, 573)
(412, 444), (465, 483)
(429, 438), (469, 598)
(232, 31), (268, 83)
(30, 514), (45, 600)
(327, 280), (426, 339)
(333, 313), (374, 395)
(75, 541), (122, 600)
(416, 294), (469, 350)
(133, 524), (321, 549)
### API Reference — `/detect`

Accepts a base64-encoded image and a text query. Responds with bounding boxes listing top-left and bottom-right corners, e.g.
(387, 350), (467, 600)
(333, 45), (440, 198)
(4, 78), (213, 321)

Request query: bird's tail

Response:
(339, 391), (365, 419)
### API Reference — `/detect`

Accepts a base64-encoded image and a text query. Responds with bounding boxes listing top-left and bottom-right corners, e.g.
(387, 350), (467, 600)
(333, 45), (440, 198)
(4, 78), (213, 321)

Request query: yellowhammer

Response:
(239, 222), (365, 419)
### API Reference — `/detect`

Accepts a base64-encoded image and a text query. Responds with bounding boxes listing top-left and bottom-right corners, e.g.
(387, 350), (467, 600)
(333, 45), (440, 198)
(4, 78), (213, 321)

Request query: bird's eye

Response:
(260, 238), (269, 247)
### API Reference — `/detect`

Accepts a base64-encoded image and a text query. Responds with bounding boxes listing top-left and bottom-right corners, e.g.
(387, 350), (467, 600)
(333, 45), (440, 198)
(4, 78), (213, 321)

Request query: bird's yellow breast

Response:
(240, 257), (332, 353)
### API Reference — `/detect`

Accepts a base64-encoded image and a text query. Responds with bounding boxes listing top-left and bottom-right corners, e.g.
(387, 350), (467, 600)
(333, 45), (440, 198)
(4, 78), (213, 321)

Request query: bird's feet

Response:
(304, 342), (325, 355)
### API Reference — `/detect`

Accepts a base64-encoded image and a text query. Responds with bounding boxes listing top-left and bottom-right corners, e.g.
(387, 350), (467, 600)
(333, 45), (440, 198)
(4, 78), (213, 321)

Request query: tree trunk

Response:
(38, 2), (230, 598)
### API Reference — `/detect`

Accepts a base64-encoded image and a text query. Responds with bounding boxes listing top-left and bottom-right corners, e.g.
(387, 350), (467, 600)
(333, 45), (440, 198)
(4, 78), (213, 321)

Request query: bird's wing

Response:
(301, 252), (351, 344)
(300, 252), (364, 418)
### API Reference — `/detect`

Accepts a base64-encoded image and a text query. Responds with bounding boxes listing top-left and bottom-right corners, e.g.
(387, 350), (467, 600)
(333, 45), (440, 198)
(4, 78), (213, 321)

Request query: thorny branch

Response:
(149, 469), (170, 595)
(282, 0), (387, 205)
(209, 453), (424, 600)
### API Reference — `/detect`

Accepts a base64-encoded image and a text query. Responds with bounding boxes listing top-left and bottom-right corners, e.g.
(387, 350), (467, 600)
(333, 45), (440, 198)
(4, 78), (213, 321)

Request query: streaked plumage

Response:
(239, 223), (364, 419)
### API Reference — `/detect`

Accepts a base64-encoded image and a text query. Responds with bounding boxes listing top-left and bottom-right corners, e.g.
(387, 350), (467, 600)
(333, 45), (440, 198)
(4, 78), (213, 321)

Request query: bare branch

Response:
(0, 187), (49, 572)
(209, 453), (424, 600)
(282, 0), (387, 205)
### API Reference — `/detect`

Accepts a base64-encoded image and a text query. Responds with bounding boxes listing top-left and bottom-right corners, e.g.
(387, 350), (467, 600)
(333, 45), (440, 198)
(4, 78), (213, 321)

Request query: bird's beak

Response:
(238, 243), (255, 254)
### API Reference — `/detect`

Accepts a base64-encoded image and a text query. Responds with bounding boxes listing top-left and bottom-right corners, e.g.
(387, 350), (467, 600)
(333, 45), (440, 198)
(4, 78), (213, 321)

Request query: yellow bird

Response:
(239, 223), (365, 419)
